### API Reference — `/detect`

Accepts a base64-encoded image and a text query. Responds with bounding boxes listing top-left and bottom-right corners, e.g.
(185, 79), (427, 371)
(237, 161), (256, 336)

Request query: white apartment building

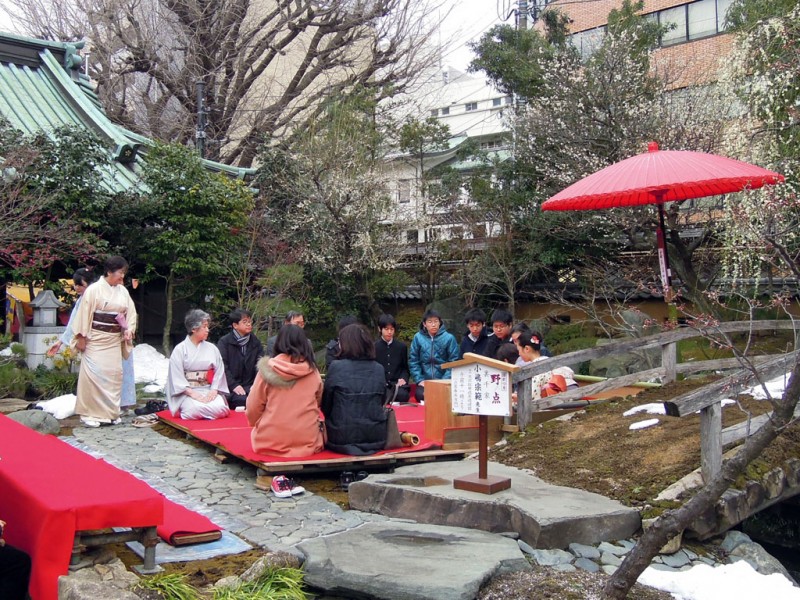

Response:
(385, 67), (512, 252)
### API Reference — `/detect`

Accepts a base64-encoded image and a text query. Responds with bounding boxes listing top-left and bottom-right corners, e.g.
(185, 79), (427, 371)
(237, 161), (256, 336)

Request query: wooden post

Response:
(700, 402), (722, 483)
(478, 416), (488, 480)
(517, 379), (533, 431)
(662, 342), (677, 384)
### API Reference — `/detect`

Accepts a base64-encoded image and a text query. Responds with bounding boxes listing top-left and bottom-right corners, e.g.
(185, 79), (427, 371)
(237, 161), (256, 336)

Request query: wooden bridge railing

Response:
(513, 320), (800, 482)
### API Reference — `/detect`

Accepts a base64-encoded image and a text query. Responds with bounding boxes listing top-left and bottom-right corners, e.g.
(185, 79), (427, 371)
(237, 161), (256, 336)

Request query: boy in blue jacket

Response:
(409, 309), (459, 403)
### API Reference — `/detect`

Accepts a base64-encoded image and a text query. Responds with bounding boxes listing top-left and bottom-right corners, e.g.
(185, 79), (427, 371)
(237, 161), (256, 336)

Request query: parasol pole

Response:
(655, 195), (672, 302)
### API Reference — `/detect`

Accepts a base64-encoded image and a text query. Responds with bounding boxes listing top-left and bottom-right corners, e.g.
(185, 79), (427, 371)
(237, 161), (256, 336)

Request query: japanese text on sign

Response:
(451, 363), (511, 416)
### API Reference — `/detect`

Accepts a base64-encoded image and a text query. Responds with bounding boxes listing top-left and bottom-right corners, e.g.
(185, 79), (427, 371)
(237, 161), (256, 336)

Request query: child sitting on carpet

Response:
(246, 324), (322, 498)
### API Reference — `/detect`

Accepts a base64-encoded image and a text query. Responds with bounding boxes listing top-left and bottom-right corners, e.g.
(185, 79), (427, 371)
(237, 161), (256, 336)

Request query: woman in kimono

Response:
(165, 309), (230, 420)
(72, 256), (137, 427)
(48, 268), (137, 412)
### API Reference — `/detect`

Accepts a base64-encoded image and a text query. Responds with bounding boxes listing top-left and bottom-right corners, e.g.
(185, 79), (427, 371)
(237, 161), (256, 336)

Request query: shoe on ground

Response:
(134, 400), (167, 416)
(340, 471), (355, 491)
(111, 418), (122, 425)
(271, 475), (294, 499)
(289, 479), (305, 496)
(132, 415), (157, 428)
(81, 417), (101, 428)
(355, 471), (369, 482)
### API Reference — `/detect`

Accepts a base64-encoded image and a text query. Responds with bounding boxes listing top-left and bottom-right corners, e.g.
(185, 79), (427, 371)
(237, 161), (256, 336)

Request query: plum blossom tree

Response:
(254, 93), (404, 321)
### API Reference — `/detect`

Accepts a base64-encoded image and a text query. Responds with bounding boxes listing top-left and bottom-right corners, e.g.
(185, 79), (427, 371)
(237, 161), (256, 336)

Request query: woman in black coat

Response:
(322, 323), (388, 455)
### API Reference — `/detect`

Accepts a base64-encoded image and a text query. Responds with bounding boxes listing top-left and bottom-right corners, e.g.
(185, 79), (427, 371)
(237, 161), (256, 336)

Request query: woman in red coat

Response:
(246, 324), (323, 497)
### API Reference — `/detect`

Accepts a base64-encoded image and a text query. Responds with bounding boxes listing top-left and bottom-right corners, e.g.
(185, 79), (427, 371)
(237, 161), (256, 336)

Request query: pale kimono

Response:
(62, 295), (136, 407)
(58, 295), (82, 345)
(71, 278), (137, 422)
(166, 337), (230, 420)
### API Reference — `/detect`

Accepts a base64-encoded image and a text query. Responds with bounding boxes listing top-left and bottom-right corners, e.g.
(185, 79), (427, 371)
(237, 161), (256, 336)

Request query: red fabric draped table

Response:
(0, 415), (164, 600)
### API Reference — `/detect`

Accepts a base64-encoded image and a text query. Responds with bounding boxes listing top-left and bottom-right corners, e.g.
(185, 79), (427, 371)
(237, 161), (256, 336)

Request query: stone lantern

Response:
(23, 290), (67, 369)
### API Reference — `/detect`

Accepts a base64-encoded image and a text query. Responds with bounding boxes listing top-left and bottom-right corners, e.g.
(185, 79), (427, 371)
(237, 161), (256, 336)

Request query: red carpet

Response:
(159, 404), (436, 465)
(159, 499), (221, 546)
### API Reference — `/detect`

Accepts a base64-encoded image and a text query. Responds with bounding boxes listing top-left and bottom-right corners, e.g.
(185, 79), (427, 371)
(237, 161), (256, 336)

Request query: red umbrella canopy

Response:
(541, 142), (785, 211)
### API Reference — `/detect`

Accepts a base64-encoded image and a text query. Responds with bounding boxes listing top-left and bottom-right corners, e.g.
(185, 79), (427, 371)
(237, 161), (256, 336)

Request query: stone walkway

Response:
(71, 417), (389, 552)
(60, 416), (792, 599)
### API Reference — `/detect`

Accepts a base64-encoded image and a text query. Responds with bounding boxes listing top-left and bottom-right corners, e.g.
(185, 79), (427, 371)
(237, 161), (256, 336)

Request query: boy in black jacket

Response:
(460, 308), (490, 358)
(374, 314), (410, 403)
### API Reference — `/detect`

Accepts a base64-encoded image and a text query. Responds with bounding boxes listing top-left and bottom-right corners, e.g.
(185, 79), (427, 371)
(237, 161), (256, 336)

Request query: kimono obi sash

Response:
(92, 311), (122, 333)
(185, 369), (213, 387)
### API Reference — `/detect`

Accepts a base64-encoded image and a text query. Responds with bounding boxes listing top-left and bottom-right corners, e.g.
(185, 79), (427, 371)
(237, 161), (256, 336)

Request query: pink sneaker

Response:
(270, 475), (294, 498)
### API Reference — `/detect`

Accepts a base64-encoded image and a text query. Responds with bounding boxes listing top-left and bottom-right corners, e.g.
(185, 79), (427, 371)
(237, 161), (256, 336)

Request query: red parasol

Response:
(541, 142), (785, 298)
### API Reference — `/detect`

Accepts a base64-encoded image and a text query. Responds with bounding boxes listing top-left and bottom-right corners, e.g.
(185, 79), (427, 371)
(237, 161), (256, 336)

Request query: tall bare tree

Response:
(7, 0), (446, 166)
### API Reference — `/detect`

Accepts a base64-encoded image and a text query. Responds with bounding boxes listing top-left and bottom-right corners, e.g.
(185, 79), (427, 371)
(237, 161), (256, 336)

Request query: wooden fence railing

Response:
(513, 320), (800, 482)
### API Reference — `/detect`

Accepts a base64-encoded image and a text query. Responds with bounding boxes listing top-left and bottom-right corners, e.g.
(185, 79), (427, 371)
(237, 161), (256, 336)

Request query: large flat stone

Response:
(297, 521), (529, 600)
(348, 461), (640, 549)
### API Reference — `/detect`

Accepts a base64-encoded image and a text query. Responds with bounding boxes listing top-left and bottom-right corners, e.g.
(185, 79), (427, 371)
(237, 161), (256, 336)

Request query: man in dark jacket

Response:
(460, 308), (490, 358)
(325, 315), (359, 369)
(484, 308), (514, 360)
(374, 314), (410, 403)
(217, 308), (263, 409)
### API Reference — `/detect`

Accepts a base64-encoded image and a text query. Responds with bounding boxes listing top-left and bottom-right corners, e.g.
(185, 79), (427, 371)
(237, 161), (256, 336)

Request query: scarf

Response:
(232, 328), (250, 355)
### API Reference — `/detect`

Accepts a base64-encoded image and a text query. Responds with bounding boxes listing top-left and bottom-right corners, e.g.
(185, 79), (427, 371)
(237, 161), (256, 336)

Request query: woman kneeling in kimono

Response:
(166, 309), (231, 420)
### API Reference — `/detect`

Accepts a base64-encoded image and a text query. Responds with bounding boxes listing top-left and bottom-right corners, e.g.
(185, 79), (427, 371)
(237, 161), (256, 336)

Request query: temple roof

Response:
(0, 31), (252, 192)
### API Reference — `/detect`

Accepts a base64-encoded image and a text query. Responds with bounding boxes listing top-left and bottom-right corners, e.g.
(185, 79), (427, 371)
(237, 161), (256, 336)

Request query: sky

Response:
(437, 0), (509, 71)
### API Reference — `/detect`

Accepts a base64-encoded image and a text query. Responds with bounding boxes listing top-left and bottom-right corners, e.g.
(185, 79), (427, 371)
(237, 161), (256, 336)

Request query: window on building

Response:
(717, 0), (734, 31)
(430, 109), (438, 117)
(425, 228), (440, 242)
(406, 229), (418, 244)
(397, 179), (411, 204)
(570, 26), (605, 59)
(441, 106), (450, 115)
(492, 98), (502, 107)
(572, 1), (733, 54)
(465, 102), (477, 111)
(660, 5), (688, 46)
(688, 0), (716, 39)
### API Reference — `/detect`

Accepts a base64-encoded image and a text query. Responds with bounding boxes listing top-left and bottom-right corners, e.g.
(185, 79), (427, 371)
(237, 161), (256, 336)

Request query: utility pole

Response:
(517, 0), (528, 30)
(195, 80), (206, 158)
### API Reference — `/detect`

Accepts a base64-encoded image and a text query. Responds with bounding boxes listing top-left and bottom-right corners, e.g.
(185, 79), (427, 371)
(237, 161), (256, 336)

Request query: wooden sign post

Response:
(443, 352), (516, 494)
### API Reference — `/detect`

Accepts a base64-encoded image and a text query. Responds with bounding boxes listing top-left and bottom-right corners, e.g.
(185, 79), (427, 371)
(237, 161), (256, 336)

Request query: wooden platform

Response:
(158, 409), (471, 475)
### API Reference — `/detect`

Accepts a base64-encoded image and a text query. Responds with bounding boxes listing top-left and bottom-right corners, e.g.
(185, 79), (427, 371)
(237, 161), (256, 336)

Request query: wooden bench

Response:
(0, 415), (163, 600)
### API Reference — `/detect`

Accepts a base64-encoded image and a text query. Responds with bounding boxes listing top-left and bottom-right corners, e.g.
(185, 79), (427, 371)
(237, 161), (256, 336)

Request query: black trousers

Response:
(227, 384), (252, 409)
(0, 543), (31, 600)
(414, 384), (425, 403)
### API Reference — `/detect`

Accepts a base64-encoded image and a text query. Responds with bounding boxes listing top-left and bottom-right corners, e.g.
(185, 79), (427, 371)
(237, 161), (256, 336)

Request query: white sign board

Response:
(450, 362), (512, 417)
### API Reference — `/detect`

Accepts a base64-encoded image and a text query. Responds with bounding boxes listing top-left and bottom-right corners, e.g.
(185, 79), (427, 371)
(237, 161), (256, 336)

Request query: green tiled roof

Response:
(0, 31), (252, 193)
